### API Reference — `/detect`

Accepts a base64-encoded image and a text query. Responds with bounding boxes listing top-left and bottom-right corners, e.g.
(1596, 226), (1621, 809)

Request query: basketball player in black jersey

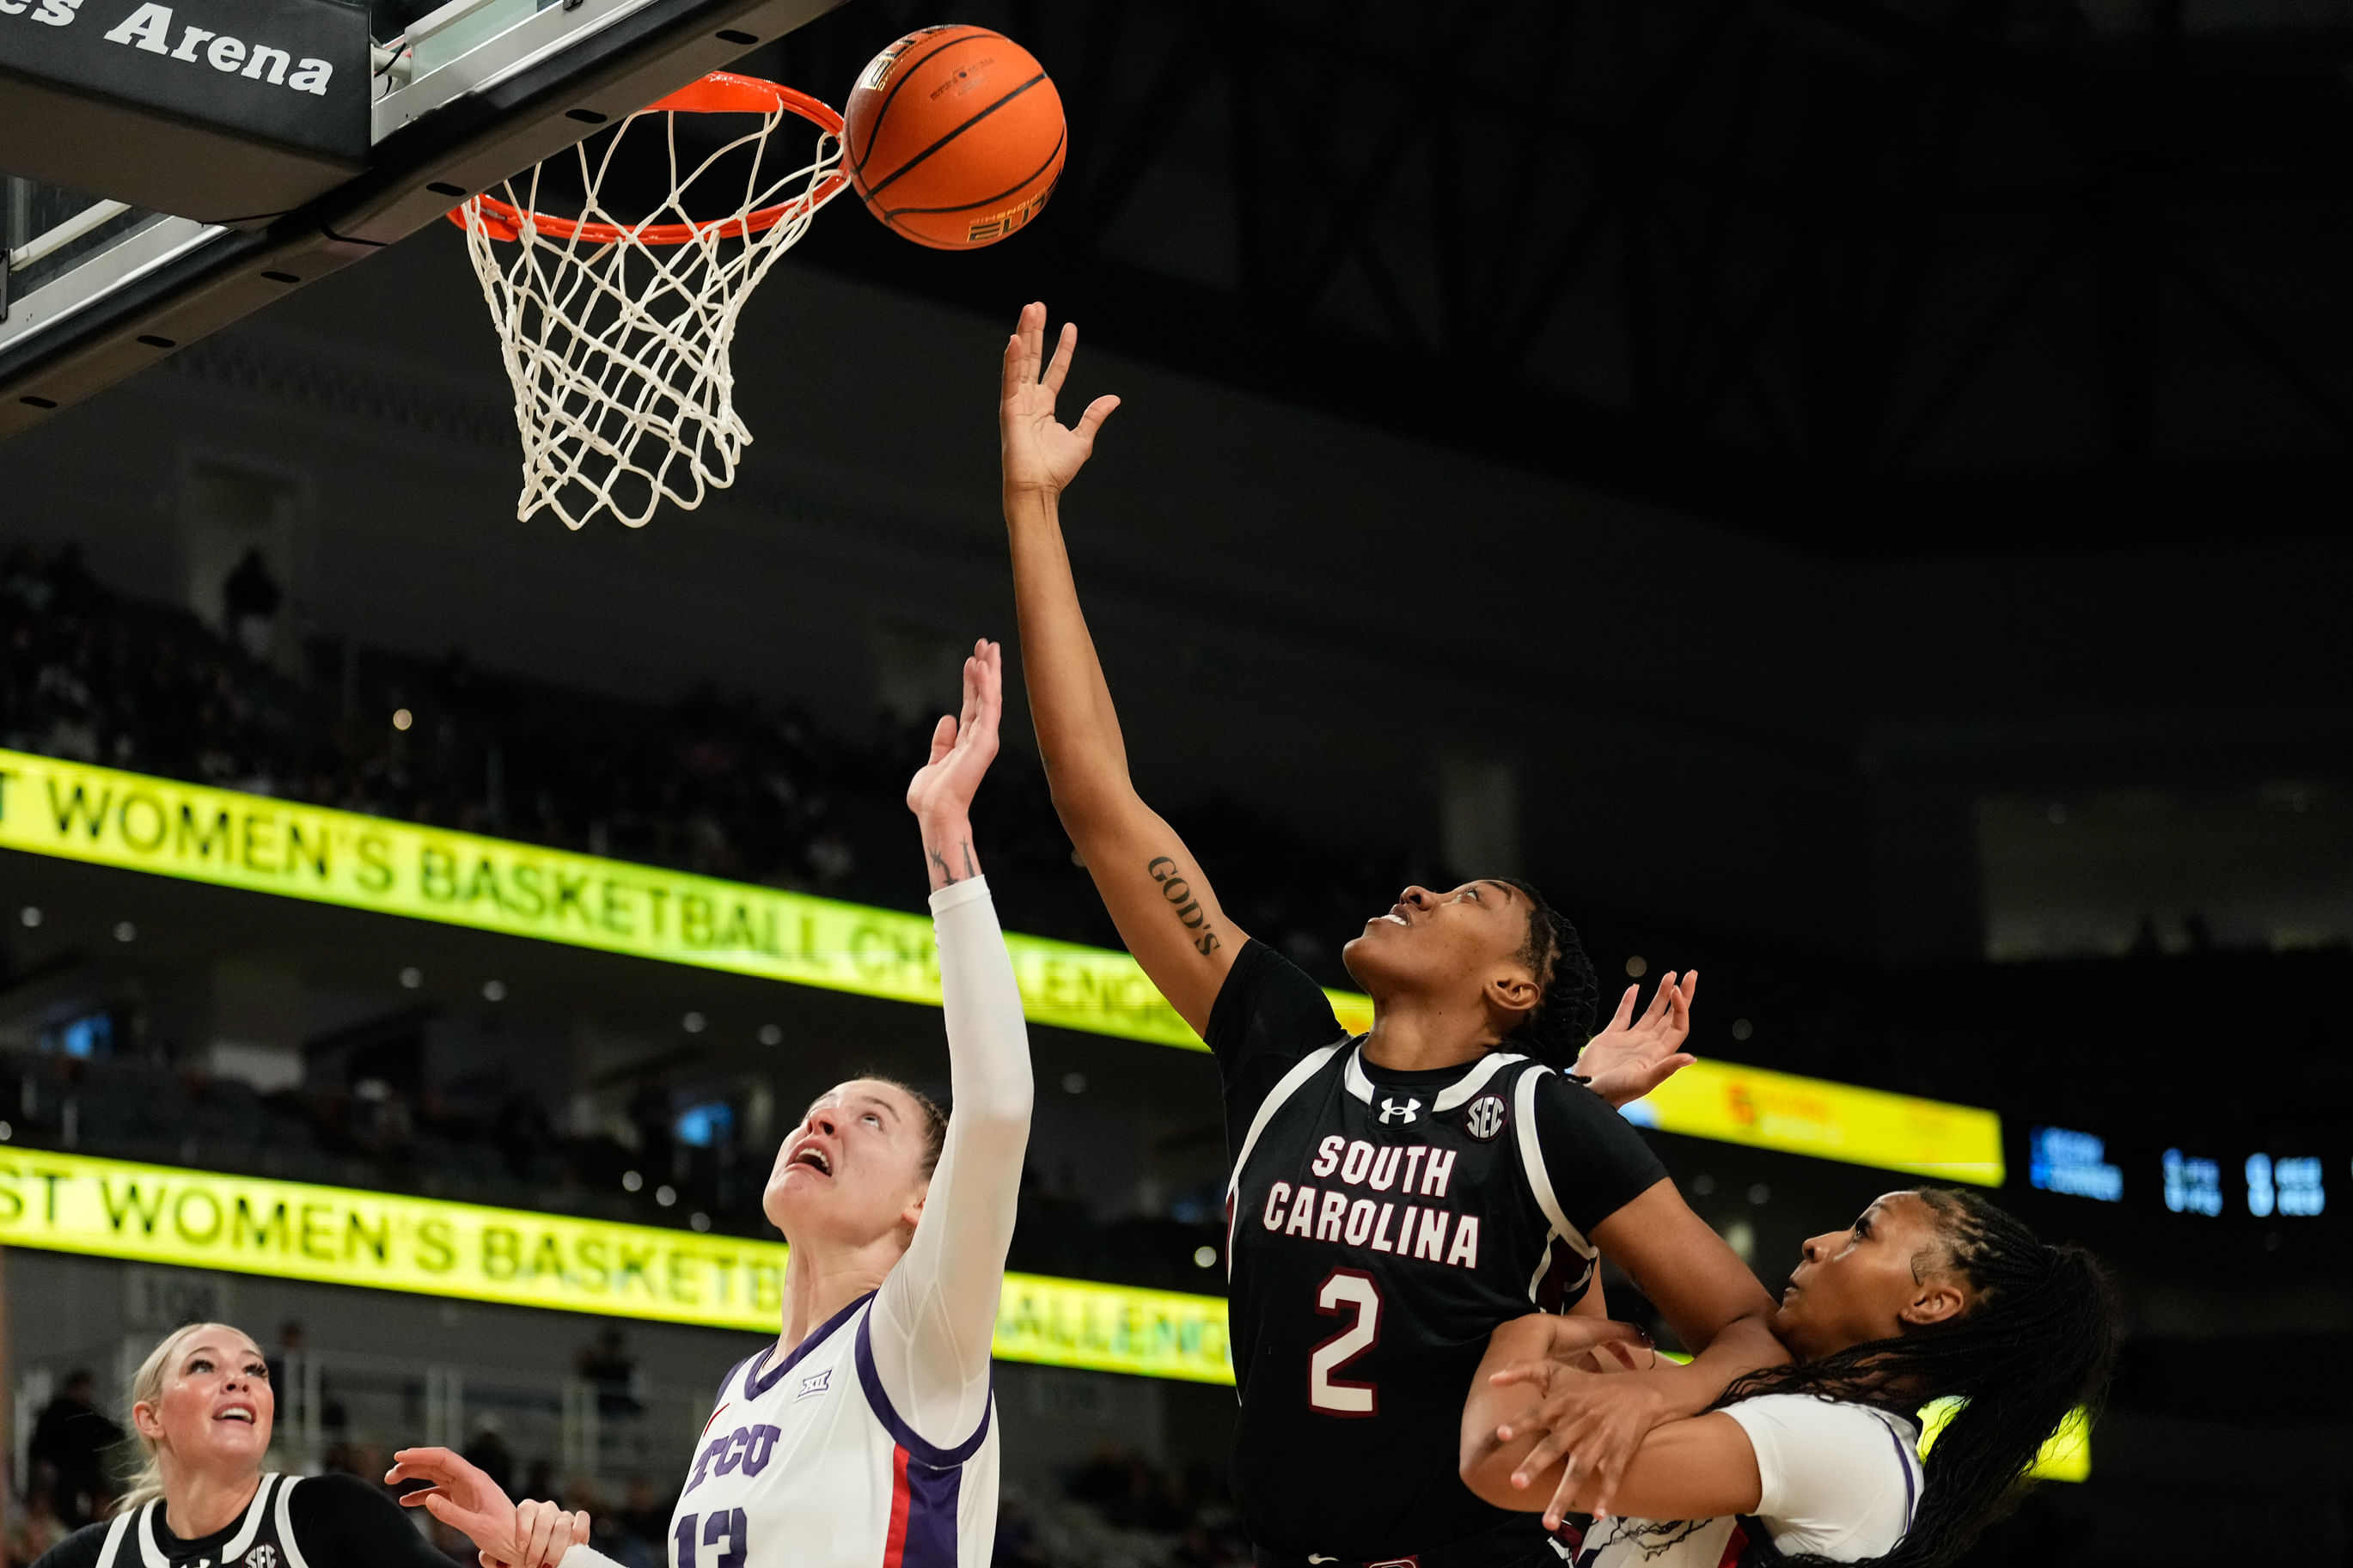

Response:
(34, 1322), (466, 1568)
(997, 304), (1785, 1568)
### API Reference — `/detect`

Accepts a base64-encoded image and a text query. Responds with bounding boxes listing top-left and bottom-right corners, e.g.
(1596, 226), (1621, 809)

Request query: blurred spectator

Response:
(461, 1423), (515, 1499)
(522, 1459), (564, 1511)
(993, 1496), (1048, 1568)
(28, 1370), (122, 1528)
(222, 546), (283, 661)
(266, 1319), (306, 1393)
(6, 1468), (73, 1565)
(576, 1327), (642, 1419)
(611, 1478), (672, 1567)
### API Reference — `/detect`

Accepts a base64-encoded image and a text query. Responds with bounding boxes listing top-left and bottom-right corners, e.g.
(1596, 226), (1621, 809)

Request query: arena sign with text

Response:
(0, 747), (1371, 1049)
(0, 747), (2004, 1181)
(1623, 1060), (2005, 1187)
(0, 1149), (1236, 1384)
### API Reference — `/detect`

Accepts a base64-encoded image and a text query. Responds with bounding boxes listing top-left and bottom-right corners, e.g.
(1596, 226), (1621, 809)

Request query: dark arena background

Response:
(3, 1), (2350, 1565)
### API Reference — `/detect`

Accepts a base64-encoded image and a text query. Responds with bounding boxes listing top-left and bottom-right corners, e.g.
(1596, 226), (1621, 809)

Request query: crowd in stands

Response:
(0, 544), (1421, 985)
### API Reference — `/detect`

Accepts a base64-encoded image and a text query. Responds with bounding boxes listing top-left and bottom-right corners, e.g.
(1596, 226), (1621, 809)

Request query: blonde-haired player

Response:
(32, 1321), (455, 1568)
(391, 640), (1034, 1568)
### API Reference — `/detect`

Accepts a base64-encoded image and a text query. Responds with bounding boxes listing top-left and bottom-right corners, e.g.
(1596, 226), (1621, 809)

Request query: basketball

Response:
(843, 26), (1066, 250)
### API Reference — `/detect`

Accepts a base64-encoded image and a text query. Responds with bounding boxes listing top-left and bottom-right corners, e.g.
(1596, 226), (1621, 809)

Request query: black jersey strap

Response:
(1510, 1065), (1598, 1303)
(273, 1473), (314, 1568)
(1223, 1041), (1346, 1283)
(91, 1507), (138, 1568)
(220, 1472), (281, 1564)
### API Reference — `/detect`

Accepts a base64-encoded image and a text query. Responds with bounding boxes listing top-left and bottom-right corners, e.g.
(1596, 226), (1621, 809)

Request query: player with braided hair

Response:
(999, 302), (1783, 1568)
(1463, 1188), (2124, 1568)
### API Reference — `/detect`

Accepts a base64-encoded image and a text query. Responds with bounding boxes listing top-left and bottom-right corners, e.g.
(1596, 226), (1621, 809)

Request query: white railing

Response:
(12, 1342), (714, 1495)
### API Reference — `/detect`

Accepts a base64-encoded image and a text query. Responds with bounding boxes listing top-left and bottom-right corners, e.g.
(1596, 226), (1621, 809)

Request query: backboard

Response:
(0, 0), (850, 440)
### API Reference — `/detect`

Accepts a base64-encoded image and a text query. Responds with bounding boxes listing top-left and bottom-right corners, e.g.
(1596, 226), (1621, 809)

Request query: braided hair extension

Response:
(1714, 1189), (2124, 1568)
(1495, 879), (1599, 1071)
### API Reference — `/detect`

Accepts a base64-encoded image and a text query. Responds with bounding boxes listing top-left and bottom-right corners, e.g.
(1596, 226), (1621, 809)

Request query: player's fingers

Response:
(1608, 985), (1637, 1031)
(1073, 394), (1121, 442)
(1513, 1419), (1578, 1488)
(1542, 1465), (1584, 1533)
(1641, 973), (1677, 1023)
(1042, 320), (1078, 393)
(1681, 969), (1699, 1009)
(1018, 302), (1047, 380)
(525, 1500), (568, 1565)
(571, 1510), (594, 1547)
(419, 1492), (475, 1533)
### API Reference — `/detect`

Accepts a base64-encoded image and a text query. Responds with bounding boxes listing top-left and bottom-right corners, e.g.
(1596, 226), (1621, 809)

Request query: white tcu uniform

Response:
(558, 878), (1027, 1568)
(669, 1291), (999, 1568)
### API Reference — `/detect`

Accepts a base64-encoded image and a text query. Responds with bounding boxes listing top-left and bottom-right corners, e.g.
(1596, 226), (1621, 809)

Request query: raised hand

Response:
(907, 639), (1004, 889)
(387, 1447), (527, 1562)
(1574, 971), (1699, 1109)
(999, 301), (1119, 497)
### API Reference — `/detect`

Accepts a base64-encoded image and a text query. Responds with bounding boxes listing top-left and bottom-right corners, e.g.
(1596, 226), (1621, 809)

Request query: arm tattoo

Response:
(1146, 855), (1221, 956)
(927, 839), (981, 890)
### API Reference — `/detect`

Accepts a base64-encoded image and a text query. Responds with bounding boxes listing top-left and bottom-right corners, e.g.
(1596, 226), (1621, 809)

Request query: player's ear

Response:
(1898, 1274), (1969, 1329)
(1483, 968), (1540, 1023)
(899, 1181), (929, 1235)
(131, 1400), (167, 1443)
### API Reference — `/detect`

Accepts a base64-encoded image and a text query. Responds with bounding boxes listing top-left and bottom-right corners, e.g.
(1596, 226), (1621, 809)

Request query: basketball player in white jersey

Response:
(388, 639), (1033, 1568)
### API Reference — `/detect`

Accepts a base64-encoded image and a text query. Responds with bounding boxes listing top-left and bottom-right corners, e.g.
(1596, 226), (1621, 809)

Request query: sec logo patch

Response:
(1462, 1094), (1508, 1142)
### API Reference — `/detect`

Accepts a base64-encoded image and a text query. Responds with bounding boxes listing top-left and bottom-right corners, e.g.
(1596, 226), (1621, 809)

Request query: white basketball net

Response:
(457, 87), (846, 530)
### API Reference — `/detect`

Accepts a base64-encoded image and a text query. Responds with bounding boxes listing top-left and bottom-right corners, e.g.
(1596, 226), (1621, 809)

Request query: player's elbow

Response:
(1457, 1431), (1532, 1514)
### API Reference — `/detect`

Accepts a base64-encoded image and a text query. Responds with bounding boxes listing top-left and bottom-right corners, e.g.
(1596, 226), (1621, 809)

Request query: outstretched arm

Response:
(871, 641), (1036, 1447)
(382, 1450), (597, 1568)
(1462, 1316), (1763, 1524)
(999, 302), (1246, 1034)
(1473, 1183), (1786, 1524)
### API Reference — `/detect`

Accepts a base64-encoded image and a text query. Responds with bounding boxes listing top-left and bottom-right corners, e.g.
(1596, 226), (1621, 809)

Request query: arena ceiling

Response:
(758, 0), (2353, 554)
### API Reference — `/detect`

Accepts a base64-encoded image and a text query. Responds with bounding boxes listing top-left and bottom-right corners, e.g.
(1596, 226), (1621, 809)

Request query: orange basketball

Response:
(843, 27), (1066, 251)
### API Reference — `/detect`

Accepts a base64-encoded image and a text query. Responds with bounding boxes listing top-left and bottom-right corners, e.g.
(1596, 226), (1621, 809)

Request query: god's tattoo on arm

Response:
(1147, 856), (1220, 956)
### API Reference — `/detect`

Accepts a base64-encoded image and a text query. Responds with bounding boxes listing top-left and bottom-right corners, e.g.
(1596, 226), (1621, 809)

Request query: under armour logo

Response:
(1377, 1096), (1421, 1125)
(796, 1369), (832, 1400)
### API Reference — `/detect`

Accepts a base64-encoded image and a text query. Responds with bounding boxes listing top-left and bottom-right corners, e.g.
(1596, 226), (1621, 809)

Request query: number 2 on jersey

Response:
(675, 1508), (747, 1567)
(1308, 1268), (1381, 1415)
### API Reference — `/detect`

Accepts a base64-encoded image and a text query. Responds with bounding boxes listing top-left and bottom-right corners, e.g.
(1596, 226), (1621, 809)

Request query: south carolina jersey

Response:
(1209, 941), (1667, 1563)
(673, 1292), (998, 1568)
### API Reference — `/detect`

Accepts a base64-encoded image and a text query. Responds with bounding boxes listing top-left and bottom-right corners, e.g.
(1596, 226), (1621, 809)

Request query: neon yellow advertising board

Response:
(0, 748), (1372, 1048)
(1622, 1059), (2005, 1187)
(0, 1149), (1235, 1384)
(0, 747), (2002, 1181)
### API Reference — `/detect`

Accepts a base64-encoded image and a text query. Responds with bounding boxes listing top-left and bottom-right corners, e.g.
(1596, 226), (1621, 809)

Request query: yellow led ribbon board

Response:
(0, 748), (2001, 1180)
(0, 748), (1369, 1048)
(0, 1150), (1234, 1384)
(1921, 1395), (2090, 1482)
(1621, 1059), (2006, 1187)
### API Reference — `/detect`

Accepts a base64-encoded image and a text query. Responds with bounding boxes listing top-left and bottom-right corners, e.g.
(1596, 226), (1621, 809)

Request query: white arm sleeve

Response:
(1724, 1396), (1923, 1561)
(867, 876), (1035, 1449)
(556, 1547), (626, 1568)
